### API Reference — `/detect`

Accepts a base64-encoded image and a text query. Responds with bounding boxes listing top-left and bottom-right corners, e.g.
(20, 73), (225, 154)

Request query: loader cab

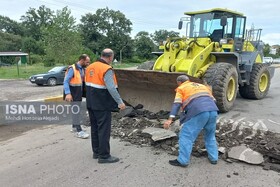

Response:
(182, 8), (246, 51)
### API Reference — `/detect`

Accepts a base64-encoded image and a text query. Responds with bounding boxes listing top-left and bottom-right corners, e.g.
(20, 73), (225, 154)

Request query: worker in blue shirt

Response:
(64, 54), (90, 139)
(164, 75), (219, 167)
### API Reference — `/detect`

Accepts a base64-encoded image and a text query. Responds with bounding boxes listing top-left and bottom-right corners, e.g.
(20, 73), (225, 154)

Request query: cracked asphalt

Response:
(0, 68), (280, 187)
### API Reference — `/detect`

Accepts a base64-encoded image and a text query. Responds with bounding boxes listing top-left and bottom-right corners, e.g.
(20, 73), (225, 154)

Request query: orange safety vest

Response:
(67, 64), (82, 87)
(85, 59), (119, 111)
(174, 81), (215, 109)
(64, 64), (83, 101)
(85, 61), (117, 88)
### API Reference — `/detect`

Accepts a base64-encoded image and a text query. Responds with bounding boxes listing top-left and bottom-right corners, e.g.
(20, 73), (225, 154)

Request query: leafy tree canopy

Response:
(152, 29), (180, 45)
(21, 5), (54, 40)
(80, 7), (133, 59)
(134, 31), (156, 59)
(43, 7), (83, 65)
(0, 15), (25, 36)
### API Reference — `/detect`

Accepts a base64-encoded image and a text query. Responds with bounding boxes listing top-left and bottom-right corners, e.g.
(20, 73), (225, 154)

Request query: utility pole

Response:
(119, 42), (128, 64)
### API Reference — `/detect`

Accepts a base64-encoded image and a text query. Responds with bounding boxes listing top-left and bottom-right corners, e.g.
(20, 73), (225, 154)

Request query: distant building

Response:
(270, 45), (280, 55)
(270, 48), (277, 55)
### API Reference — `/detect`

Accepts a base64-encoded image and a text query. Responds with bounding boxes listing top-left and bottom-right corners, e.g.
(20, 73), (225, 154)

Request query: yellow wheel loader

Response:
(115, 8), (273, 113)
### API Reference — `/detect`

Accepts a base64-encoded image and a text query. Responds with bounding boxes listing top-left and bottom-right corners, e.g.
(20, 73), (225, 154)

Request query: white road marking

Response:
(217, 117), (270, 138)
(221, 117), (246, 136)
(268, 119), (280, 126)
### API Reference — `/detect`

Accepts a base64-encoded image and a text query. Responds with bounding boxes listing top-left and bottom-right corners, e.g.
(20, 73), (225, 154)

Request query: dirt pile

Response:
(85, 106), (280, 172)
(108, 107), (280, 172)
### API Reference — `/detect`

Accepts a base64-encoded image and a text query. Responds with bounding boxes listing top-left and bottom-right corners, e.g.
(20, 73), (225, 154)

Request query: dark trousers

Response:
(72, 124), (82, 132)
(88, 109), (111, 159)
(72, 102), (82, 132)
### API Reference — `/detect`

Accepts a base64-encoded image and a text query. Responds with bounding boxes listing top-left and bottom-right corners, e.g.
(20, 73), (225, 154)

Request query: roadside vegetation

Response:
(0, 5), (179, 80)
(1, 5), (279, 79)
(0, 62), (139, 79)
(0, 63), (57, 79)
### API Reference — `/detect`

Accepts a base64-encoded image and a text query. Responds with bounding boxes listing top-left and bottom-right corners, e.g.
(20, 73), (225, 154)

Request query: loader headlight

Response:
(219, 39), (228, 45)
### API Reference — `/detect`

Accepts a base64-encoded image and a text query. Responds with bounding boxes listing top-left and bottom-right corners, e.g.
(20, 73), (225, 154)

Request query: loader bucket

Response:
(114, 69), (202, 112)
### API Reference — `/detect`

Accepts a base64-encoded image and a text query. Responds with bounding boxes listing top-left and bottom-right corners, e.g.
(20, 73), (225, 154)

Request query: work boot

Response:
(208, 158), (218, 165)
(98, 156), (120, 164)
(169, 159), (188, 167)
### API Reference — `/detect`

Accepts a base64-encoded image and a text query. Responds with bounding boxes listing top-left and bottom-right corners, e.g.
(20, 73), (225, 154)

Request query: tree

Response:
(134, 31), (156, 59)
(0, 32), (22, 51)
(80, 7), (133, 60)
(22, 37), (44, 55)
(21, 5), (54, 40)
(263, 43), (270, 57)
(0, 32), (22, 64)
(152, 29), (180, 46)
(0, 16), (25, 36)
(277, 48), (280, 57)
(43, 7), (83, 65)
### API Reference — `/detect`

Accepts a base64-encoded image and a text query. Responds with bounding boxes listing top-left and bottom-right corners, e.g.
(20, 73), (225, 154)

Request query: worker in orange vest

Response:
(64, 54), (90, 139)
(164, 75), (219, 167)
(85, 48), (126, 163)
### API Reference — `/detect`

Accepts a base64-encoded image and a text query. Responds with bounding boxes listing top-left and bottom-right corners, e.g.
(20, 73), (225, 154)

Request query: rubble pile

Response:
(104, 107), (280, 172)
(215, 121), (280, 172)
(111, 111), (179, 155)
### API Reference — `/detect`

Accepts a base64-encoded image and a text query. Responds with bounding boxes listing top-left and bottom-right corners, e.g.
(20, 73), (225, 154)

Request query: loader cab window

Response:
(224, 17), (233, 38)
(190, 13), (223, 38)
(189, 12), (245, 40)
(190, 13), (214, 37)
(235, 17), (245, 38)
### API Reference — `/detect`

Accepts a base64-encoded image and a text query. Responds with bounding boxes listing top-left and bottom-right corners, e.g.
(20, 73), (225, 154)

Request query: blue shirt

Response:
(169, 96), (219, 124)
(63, 63), (84, 95)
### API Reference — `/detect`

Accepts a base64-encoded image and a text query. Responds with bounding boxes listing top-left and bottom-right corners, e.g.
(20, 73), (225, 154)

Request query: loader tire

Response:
(137, 61), (155, 70)
(239, 64), (270, 99)
(203, 63), (238, 113)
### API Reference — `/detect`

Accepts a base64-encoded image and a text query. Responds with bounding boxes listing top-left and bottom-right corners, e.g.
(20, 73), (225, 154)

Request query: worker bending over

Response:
(164, 75), (219, 167)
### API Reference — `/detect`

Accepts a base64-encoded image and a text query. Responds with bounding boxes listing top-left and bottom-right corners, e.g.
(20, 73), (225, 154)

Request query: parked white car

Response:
(263, 57), (273, 63)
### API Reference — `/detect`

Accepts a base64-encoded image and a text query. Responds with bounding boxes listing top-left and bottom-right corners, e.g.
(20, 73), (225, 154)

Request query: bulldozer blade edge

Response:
(114, 69), (202, 112)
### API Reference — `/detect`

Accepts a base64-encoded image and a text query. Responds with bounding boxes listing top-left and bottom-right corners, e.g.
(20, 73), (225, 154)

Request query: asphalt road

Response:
(0, 126), (279, 187)
(0, 80), (63, 141)
(220, 66), (280, 132)
(0, 68), (280, 187)
(0, 79), (63, 101)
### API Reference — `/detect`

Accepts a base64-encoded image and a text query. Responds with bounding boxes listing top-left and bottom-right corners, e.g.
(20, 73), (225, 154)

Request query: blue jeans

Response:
(177, 111), (218, 165)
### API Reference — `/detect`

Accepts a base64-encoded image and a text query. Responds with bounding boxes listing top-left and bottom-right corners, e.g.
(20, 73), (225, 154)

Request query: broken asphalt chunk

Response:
(228, 145), (264, 165)
(142, 127), (177, 142)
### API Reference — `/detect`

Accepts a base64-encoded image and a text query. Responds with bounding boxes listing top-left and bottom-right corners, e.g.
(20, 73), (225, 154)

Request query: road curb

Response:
(44, 95), (63, 102)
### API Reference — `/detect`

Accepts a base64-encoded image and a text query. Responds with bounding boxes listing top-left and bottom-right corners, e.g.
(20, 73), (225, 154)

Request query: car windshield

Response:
(48, 67), (64, 73)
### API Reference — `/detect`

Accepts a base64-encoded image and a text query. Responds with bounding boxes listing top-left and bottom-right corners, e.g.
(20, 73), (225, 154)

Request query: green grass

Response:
(113, 63), (139, 69)
(0, 63), (58, 79)
(0, 62), (139, 79)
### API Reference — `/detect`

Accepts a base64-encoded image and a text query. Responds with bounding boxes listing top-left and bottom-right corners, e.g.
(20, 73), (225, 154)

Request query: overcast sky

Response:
(1, 0), (279, 45)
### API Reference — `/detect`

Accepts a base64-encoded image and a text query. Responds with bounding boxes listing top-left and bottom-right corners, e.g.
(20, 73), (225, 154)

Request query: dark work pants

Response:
(88, 109), (111, 159)
(72, 102), (82, 132)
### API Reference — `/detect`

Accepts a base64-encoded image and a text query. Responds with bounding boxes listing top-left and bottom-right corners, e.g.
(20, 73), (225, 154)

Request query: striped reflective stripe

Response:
(86, 82), (106, 89)
(69, 83), (82, 86)
(182, 92), (212, 108)
(85, 82), (118, 89)
(174, 98), (182, 103)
